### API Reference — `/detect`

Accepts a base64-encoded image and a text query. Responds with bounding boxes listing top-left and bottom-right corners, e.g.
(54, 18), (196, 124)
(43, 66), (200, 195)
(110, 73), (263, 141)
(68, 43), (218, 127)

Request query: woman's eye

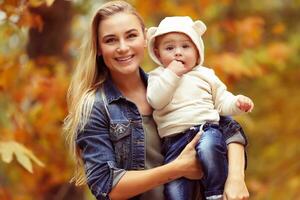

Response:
(105, 38), (116, 44)
(182, 44), (190, 48)
(128, 33), (138, 39)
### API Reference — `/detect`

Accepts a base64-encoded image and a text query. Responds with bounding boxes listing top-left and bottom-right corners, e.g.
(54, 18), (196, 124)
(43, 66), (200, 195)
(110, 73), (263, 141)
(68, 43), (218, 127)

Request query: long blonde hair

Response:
(63, 1), (145, 186)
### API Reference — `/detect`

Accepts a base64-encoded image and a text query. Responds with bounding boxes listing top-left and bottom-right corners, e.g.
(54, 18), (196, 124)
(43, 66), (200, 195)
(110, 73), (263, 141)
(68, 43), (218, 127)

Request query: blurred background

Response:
(0, 0), (299, 199)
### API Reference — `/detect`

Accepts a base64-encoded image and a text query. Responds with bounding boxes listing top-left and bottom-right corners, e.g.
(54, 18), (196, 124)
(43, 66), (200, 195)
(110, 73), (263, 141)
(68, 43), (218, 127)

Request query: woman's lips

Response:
(115, 55), (134, 62)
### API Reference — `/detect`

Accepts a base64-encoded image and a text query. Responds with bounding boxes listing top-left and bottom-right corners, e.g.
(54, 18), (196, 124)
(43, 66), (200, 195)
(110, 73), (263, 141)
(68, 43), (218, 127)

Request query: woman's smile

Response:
(98, 12), (146, 78)
(115, 55), (135, 63)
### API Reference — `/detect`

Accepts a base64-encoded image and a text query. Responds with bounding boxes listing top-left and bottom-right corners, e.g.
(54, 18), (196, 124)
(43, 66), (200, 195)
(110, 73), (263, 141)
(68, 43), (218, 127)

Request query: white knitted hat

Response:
(147, 16), (207, 66)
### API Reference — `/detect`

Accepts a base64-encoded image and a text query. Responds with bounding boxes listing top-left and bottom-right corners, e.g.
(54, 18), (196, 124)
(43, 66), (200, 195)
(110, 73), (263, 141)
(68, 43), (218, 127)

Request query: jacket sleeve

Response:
(76, 100), (125, 200)
(147, 67), (181, 110)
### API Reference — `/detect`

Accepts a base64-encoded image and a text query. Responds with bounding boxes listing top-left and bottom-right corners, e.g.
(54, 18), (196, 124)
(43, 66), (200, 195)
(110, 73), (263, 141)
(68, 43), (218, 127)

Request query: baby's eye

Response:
(182, 44), (190, 48)
(166, 46), (174, 51)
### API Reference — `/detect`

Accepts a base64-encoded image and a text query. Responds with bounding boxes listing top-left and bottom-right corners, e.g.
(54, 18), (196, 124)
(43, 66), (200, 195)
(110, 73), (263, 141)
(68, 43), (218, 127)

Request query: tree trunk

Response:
(26, 0), (84, 199)
(26, 0), (73, 61)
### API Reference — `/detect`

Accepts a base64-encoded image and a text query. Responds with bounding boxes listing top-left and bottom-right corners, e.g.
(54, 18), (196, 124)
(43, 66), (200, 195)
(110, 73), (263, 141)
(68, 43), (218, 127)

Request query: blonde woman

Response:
(63, 1), (249, 199)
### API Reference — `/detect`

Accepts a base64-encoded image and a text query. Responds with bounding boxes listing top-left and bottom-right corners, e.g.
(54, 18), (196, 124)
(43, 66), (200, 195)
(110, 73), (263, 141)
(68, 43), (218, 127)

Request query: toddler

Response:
(147, 16), (254, 200)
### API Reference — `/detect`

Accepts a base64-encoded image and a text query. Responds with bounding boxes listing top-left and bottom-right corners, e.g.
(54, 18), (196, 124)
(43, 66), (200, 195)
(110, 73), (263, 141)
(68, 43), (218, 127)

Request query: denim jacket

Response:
(76, 68), (248, 200)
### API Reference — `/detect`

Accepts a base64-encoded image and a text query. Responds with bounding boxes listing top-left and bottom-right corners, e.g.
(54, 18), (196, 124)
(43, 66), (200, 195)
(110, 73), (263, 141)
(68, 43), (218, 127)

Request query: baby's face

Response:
(155, 32), (198, 70)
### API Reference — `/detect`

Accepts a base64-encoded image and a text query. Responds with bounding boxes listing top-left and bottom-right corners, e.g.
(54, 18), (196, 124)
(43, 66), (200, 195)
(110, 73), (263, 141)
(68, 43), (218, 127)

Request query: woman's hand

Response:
(223, 176), (249, 200)
(173, 133), (203, 180)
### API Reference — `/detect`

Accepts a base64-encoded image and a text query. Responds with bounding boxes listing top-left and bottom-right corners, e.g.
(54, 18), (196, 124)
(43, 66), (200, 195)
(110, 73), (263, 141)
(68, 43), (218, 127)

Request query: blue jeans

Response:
(162, 123), (228, 200)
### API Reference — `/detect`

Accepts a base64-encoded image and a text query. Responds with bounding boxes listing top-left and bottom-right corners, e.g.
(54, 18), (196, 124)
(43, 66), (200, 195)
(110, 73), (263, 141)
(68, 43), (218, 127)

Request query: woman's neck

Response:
(111, 70), (152, 115)
(111, 70), (144, 95)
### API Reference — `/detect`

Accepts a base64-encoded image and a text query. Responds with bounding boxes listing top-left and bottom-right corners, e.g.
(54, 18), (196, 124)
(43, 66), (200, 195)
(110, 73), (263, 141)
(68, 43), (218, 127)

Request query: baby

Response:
(147, 16), (254, 200)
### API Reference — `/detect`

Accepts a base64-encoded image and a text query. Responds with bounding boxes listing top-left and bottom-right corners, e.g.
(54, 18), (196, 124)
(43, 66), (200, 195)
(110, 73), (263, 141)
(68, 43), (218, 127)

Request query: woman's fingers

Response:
(187, 133), (201, 148)
(177, 133), (203, 180)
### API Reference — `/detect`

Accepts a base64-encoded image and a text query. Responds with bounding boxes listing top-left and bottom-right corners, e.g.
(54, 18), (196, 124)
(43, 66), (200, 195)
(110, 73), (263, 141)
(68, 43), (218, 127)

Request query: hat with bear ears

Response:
(147, 16), (206, 66)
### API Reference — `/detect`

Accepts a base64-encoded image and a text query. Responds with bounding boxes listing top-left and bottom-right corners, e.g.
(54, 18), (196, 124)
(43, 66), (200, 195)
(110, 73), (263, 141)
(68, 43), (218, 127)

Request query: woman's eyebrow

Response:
(101, 29), (139, 40)
(126, 29), (139, 34)
(102, 34), (115, 39)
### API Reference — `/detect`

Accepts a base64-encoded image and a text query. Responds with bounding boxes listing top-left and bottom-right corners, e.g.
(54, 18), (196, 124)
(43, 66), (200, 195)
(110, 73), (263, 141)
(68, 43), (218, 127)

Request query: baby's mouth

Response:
(176, 59), (185, 64)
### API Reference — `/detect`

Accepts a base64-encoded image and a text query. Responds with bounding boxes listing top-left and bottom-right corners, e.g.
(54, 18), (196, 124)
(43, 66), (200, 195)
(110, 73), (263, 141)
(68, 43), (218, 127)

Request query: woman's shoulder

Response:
(81, 89), (106, 116)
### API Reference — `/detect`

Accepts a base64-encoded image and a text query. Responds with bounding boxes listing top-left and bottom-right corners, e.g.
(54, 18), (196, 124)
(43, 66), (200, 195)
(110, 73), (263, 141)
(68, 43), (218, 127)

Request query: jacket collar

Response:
(103, 67), (148, 104)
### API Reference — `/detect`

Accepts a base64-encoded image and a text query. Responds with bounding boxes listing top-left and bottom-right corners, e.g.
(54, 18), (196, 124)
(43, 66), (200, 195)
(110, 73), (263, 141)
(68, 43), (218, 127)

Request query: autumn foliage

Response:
(0, 0), (300, 199)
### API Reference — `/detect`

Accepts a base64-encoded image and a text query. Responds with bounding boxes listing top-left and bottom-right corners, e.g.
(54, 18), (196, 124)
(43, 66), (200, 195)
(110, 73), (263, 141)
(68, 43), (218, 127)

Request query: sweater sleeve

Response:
(147, 67), (181, 110)
(209, 70), (244, 116)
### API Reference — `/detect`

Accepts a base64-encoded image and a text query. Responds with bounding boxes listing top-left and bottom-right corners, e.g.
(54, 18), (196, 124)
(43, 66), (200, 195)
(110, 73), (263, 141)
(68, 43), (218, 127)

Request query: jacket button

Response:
(101, 192), (107, 196)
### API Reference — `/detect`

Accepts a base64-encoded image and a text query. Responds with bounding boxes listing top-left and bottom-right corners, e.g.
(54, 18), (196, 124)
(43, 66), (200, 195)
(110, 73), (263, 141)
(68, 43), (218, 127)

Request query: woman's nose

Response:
(117, 40), (129, 53)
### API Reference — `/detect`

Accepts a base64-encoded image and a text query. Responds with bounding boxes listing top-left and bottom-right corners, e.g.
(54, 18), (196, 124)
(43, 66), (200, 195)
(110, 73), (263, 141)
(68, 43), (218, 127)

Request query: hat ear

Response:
(146, 27), (157, 40)
(193, 20), (207, 36)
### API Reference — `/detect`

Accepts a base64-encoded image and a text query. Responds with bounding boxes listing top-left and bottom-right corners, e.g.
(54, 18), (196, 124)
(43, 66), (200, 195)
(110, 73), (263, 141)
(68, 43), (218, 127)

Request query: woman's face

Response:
(98, 12), (146, 78)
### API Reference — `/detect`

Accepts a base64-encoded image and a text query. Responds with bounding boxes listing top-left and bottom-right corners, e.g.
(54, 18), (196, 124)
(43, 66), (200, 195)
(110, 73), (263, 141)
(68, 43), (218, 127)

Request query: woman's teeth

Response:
(116, 55), (133, 61)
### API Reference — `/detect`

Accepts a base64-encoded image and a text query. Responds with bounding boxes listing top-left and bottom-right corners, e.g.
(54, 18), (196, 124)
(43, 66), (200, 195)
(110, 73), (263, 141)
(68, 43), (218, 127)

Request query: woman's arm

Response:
(77, 93), (202, 199)
(224, 143), (249, 200)
(109, 133), (203, 200)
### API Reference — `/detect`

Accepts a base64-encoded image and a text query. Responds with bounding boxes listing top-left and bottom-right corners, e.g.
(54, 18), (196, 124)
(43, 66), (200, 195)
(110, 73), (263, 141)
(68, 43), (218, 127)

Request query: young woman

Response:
(63, 1), (249, 200)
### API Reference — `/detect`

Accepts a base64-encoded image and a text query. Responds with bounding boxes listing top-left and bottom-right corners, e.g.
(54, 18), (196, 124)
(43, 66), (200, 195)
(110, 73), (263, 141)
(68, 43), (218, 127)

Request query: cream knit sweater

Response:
(147, 65), (245, 138)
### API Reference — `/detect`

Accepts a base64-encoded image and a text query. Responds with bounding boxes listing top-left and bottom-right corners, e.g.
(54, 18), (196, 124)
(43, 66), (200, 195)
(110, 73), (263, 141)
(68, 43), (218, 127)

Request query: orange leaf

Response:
(236, 16), (265, 47)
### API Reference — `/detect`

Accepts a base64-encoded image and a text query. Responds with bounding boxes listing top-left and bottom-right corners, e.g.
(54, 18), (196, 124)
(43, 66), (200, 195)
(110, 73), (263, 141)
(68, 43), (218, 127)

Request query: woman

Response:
(63, 1), (249, 200)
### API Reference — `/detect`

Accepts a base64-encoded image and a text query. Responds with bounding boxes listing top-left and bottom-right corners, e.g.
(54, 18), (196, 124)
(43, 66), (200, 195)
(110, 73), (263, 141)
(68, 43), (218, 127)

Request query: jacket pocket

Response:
(109, 121), (131, 168)
(109, 121), (131, 141)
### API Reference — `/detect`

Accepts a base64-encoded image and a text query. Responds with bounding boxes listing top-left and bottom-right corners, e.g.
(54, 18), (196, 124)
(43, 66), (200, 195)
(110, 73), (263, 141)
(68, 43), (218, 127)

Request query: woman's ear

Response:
(97, 47), (102, 56)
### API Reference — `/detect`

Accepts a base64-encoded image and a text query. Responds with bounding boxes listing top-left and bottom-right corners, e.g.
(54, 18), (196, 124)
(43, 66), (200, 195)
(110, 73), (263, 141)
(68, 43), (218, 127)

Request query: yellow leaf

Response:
(0, 143), (13, 163)
(17, 142), (45, 167)
(28, 0), (44, 7)
(29, 0), (55, 7)
(45, 0), (55, 7)
(15, 151), (33, 173)
(0, 141), (45, 173)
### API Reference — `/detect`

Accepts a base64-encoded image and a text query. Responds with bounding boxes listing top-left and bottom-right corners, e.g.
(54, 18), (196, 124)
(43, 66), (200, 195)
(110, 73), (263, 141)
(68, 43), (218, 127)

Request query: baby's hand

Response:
(167, 60), (192, 76)
(236, 95), (254, 112)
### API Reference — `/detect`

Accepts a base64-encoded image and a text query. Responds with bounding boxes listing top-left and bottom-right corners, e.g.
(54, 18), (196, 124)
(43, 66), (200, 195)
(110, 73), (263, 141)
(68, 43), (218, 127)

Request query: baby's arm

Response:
(211, 71), (254, 115)
(147, 66), (181, 110)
